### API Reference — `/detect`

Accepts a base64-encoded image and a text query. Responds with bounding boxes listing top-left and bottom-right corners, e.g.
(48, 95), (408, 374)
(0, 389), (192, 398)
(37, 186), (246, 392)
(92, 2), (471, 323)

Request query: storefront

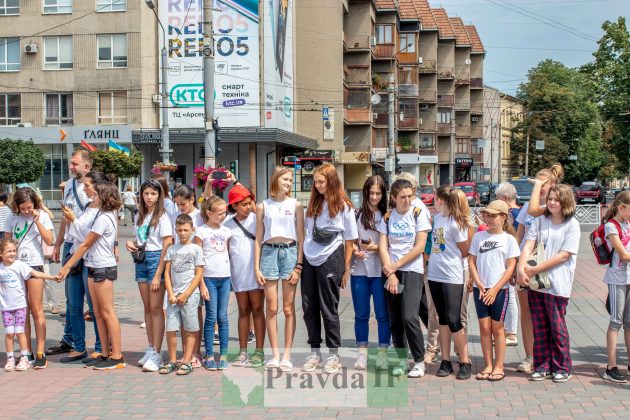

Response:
(455, 157), (473, 182)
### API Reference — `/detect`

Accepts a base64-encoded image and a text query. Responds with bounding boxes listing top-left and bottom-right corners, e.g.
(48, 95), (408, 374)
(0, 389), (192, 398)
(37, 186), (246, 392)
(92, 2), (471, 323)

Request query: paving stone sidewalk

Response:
(1, 227), (629, 419)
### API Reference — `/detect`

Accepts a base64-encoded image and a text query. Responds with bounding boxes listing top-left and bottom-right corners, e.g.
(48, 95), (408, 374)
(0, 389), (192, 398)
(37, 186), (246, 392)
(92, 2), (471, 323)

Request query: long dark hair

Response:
(10, 187), (43, 214)
(359, 175), (387, 231)
(138, 179), (166, 229)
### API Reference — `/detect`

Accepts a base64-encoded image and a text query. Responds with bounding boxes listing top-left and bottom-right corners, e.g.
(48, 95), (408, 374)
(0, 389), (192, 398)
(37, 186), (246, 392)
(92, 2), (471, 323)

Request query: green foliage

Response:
(0, 139), (45, 185)
(89, 149), (143, 179)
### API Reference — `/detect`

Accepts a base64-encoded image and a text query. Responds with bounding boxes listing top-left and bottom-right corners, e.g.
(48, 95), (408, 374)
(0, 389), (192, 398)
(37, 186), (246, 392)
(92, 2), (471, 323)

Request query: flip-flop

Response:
(488, 372), (505, 382)
(476, 371), (492, 380)
(278, 359), (293, 372)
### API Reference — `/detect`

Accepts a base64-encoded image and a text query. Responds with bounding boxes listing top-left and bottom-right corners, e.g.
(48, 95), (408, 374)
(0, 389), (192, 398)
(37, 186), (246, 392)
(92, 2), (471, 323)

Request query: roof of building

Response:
(398, 0), (418, 20)
(431, 8), (455, 39)
(464, 25), (485, 53)
(414, 0), (437, 30)
(449, 17), (471, 47)
(375, 0), (397, 10)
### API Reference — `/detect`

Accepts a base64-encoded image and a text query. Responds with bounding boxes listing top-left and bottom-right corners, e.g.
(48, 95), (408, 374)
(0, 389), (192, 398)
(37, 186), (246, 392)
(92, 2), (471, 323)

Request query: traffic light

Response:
(229, 160), (239, 179)
(395, 156), (401, 174)
(213, 118), (221, 156)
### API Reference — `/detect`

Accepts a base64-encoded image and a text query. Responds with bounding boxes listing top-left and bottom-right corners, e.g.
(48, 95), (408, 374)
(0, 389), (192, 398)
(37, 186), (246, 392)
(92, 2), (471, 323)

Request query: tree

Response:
(89, 149), (143, 179)
(0, 139), (45, 185)
(513, 60), (604, 185)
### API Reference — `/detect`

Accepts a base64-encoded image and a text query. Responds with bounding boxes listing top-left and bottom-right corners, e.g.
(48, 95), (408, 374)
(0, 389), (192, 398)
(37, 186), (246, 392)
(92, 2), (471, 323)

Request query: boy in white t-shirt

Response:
(160, 214), (204, 376)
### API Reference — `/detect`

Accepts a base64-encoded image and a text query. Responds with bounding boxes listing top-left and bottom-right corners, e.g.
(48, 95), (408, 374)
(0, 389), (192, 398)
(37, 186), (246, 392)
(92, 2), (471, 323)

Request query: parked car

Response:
(576, 181), (606, 204)
(453, 182), (480, 207)
(418, 185), (435, 206)
(475, 181), (495, 205)
(511, 178), (534, 206)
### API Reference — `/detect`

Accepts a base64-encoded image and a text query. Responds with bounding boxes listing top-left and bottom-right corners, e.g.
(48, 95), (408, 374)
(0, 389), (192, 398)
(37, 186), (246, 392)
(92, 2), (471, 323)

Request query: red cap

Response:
(228, 184), (255, 205)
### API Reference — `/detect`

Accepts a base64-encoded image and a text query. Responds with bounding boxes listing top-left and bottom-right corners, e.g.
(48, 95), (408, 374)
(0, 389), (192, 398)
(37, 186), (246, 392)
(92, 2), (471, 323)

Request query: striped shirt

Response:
(0, 205), (12, 232)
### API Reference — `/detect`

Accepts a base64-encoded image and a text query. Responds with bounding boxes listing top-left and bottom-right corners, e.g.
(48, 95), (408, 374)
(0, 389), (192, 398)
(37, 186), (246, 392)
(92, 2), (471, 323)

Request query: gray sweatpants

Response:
(608, 284), (630, 331)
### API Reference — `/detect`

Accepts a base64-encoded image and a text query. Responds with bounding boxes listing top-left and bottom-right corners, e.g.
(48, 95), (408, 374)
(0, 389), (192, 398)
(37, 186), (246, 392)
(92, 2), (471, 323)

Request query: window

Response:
(45, 93), (73, 125)
(399, 99), (417, 118)
(44, 36), (73, 69)
(0, 94), (20, 125)
(438, 108), (451, 124)
(344, 88), (369, 109)
(399, 33), (415, 53)
(0, 0), (19, 15)
(373, 129), (387, 148)
(97, 34), (127, 68)
(44, 0), (73, 14)
(0, 37), (19, 71)
(96, 0), (126, 12)
(375, 25), (392, 44)
(456, 138), (470, 154)
(398, 67), (416, 85)
(98, 91), (127, 124)
(471, 139), (483, 155)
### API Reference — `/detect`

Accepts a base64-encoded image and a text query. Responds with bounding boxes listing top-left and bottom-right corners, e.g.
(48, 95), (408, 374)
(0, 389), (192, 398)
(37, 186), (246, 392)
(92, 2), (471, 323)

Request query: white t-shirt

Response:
(516, 202), (546, 250)
(603, 220), (630, 285)
(84, 211), (117, 268)
(304, 201), (358, 267)
(412, 197), (433, 227)
(469, 231), (520, 289)
(164, 198), (177, 219)
(134, 211), (172, 252)
(0, 261), (32, 311)
(67, 207), (100, 253)
(171, 208), (204, 245)
(351, 210), (383, 278)
(7, 212), (54, 267)
(224, 213), (260, 292)
(165, 243), (204, 295)
(196, 223), (232, 278)
(122, 191), (136, 206)
(262, 197), (298, 242)
(377, 206), (432, 273)
(63, 178), (90, 242)
(427, 213), (469, 284)
(0, 206), (12, 232)
(525, 216), (581, 298)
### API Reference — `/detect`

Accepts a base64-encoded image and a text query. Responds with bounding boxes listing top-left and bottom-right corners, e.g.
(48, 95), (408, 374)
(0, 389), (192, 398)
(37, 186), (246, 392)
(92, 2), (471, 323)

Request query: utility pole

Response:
(449, 107), (455, 185)
(497, 118), (502, 182)
(386, 73), (396, 187)
(489, 117), (494, 183)
(203, 2), (216, 169)
(525, 131), (530, 177)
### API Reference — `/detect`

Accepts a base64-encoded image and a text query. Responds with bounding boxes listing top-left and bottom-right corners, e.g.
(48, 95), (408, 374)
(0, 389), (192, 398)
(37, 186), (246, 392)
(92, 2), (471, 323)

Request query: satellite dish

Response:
(370, 94), (382, 105)
(465, 58), (472, 65)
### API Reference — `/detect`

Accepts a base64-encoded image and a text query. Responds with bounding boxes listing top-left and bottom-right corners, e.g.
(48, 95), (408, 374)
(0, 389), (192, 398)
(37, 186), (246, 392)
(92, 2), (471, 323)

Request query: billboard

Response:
(160, 0), (260, 128)
(263, 0), (294, 132)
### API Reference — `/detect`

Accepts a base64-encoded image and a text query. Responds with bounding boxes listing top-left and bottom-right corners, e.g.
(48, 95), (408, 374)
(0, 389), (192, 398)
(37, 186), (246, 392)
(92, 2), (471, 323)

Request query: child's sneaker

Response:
(436, 360), (454, 377)
(4, 356), (15, 372)
(232, 351), (249, 367)
(247, 330), (256, 344)
(603, 366), (627, 383)
(143, 352), (162, 372)
(517, 356), (534, 373)
(33, 354), (48, 370)
(302, 352), (321, 372)
(529, 370), (552, 381)
(204, 357), (218, 371)
(15, 356), (30, 371)
(408, 362), (426, 378)
(552, 372), (573, 383)
(456, 362), (472, 380)
(85, 356), (107, 368)
(217, 359), (229, 370)
(93, 357), (126, 370)
(137, 346), (154, 366)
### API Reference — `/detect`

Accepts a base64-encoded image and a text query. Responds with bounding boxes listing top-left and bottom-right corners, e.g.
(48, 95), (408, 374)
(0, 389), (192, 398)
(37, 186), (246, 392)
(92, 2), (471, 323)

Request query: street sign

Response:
(322, 107), (330, 121)
(569, 155), (577, 161)
(535, 140), (545, 150)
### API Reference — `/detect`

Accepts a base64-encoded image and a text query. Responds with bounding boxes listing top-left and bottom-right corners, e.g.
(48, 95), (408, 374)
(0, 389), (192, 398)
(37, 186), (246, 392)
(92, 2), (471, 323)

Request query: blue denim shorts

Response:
(135, 250), (163, 283)
(260, 244), (297, 280)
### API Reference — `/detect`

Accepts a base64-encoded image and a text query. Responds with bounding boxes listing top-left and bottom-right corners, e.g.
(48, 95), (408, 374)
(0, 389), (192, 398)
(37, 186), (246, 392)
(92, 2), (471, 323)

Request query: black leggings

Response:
(428, 280), (464, 333)
(386, 271), (425, 362)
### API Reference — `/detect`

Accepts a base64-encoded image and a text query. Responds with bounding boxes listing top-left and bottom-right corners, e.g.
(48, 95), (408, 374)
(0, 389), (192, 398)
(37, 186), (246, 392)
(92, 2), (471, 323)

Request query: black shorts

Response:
(87, 266), (118, 282)
(29, 266), (44, 273)
(473, 287), (509, 322)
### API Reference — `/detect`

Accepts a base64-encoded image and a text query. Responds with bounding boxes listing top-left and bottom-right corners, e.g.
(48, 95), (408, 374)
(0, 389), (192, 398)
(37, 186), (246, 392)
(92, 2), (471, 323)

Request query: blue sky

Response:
(430, 0), (629, 95)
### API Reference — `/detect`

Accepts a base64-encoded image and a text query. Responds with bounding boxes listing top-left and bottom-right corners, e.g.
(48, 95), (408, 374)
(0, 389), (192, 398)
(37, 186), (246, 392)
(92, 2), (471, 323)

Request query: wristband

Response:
(233, 178), (239, 185)
(114, 241), (119, 246)
(295, 263), (303, 268)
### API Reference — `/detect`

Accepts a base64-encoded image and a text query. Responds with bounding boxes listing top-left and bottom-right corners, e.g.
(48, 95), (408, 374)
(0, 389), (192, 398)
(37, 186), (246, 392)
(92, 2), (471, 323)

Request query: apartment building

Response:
(500, 92), (526, 179)
(340, 0), (485, 191)
(0, 0), (158, 199)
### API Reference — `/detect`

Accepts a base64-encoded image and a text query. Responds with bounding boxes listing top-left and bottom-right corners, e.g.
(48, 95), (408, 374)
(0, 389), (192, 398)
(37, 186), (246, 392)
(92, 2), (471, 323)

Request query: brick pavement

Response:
(1, 226), (629, 419)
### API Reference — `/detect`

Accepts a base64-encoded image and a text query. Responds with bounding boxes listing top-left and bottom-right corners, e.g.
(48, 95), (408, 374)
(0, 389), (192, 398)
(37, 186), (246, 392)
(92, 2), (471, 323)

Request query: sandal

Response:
(278, 359), (293, 372)
(247, 351), (264, 368)
(177, 363), (193, 375)
(191, 354), (203, 369)
(159, 362), (178, 375)
(488, 372), (505, 382)
(476, 370), (492, 380)
(46, 341), (73, 355)
(264, 358), (280, 370)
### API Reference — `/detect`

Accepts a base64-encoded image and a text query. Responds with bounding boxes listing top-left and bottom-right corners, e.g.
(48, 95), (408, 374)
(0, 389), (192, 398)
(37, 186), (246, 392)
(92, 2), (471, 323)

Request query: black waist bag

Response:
(312, 215), (338, 246)
(131, 243), (146, 264)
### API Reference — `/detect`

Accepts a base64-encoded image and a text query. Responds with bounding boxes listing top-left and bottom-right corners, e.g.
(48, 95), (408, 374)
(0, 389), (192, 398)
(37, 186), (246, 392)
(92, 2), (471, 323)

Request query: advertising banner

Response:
(263, 0), (294, 132)
(160, 0), (260, 128)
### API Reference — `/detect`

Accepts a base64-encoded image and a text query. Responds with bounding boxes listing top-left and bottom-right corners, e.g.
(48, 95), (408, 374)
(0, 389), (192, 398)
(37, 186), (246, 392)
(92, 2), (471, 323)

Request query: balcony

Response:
(437, 94), (454, 107)
(437, 67), (455, 80)
(418, 135), (437, 154)
(343, 34), (371, 52)
(454, 71), (470, 85)
(419, 118), (437, 132)
(455, 99), (470, 111)
(398, 84), (419, 97)
(372, 73), (392, 92)
(418, 89), (437, 103)
(373, 43), (395, 59)
(343, 108), (372, 124)
(343, 65), (370, 86)
(343, 87), (372, 125)
(399, 116), (418, 130)
(418, 60), (437, 73)
(438, 123), (452, 135)
(457, 123), (471, 137)
(396, 137), (419, 153)
(471, 78), (483, 89)
(372, 111), (388, 126)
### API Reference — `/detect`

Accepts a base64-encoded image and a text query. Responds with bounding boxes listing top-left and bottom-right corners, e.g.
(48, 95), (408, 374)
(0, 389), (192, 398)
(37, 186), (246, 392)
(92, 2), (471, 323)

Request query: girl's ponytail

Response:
(503, 216), (517, 237)
(603, 191), (630, 224)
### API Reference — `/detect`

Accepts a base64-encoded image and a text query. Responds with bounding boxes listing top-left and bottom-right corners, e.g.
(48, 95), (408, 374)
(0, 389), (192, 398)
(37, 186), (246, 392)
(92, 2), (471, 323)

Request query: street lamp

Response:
(145, 0), (171, 181)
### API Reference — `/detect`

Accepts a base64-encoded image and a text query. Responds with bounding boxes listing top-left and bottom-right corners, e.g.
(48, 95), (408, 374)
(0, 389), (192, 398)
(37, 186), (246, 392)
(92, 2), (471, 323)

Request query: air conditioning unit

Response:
(471, 116), (479, 122)
(24, 44), (38, 54)
(418, 56), (423, 64)
(420, 104), (429, 111)
(17, 123), (32, 127)
(370, 36), (377, 47)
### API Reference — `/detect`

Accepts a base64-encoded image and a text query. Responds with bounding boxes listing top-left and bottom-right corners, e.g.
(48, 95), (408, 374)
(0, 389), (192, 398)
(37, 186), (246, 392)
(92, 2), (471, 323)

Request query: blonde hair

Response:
(269, 166), (293, 198)
(436, 186), (471, 231)
(536, 163), (564, 186)
(200, 195), (226, 222)
(394, 172), (418, 189)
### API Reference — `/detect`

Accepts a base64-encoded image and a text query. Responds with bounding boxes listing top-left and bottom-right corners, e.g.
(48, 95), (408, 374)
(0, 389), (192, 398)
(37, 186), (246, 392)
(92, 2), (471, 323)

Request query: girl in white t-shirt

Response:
(0, 238), (56, 371)
(469, 200), (520, 381)
(599, 191), (630, 383)
(5, 187), (54, 368)
(60, 174), (126, 370)
(517, 184), (580, 383)
(125, 179), (173, 373)
(151, 174), (177, 218)
(350, 176), (389, 371)
(196, 196), (232, 370)
(515, 163), (564, 373)
(426, 186), (472, 380)
(254, 167), (304, 372)
(378, 179), (431, 378)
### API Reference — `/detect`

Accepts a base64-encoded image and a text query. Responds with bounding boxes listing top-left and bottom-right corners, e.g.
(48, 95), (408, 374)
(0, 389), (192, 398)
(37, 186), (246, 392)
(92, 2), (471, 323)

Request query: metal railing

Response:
(343, 34), (370, 50)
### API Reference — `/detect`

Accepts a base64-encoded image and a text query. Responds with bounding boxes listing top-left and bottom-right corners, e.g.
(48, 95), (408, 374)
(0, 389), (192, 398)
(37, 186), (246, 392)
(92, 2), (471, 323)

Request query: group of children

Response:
(1, 160), (629, 385)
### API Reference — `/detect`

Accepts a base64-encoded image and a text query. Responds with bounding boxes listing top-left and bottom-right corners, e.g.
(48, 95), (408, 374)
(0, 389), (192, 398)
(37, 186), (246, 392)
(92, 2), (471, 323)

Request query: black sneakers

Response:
(85, 356), (107, 368)
(603, 366), (627, 383)
(93, 357), (126, 370)
(456, 362), (472, 380)
(33, 354), (47, 370)
(436, 360), (454, 377)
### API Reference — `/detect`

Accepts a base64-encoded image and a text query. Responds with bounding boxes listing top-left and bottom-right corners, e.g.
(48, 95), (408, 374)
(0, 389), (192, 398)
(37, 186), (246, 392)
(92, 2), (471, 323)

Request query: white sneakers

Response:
(408, 362), (426, 378)
(517, 356), (534, 373)
(142, 351), (163, 372)
(137, 345), (154, 366)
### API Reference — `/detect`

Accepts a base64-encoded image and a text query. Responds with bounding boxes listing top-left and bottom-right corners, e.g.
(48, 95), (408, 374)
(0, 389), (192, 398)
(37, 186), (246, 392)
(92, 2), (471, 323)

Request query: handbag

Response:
(312, 214), (338, 246)
(525, 217), (551, 290)
(131, 224), (151, 264)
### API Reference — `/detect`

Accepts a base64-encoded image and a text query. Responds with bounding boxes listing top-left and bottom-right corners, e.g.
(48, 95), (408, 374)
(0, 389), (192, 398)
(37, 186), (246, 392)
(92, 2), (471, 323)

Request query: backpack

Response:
(590, 219), (622, 265)
(383, 207), (422, 236)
